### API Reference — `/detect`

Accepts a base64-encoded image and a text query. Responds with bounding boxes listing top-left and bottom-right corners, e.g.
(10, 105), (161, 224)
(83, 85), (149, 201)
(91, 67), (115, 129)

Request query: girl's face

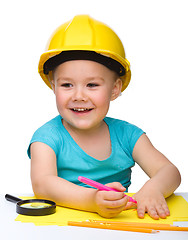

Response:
(52, 60), (122, 132)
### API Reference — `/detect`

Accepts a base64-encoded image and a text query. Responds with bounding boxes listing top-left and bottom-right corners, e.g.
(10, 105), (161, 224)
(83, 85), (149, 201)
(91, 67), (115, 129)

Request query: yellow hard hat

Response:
(38, 15), (131, 92)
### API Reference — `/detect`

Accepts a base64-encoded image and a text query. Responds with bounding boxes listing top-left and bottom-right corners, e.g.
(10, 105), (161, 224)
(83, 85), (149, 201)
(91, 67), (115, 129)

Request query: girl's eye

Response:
(61, 83), (72, 88)
(87, 83), (99, 88)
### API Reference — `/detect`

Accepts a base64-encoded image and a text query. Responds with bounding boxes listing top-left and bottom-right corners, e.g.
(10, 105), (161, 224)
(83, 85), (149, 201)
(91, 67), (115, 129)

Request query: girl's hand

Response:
(94, 182), (129, 218)
(124, 188), (170, 220)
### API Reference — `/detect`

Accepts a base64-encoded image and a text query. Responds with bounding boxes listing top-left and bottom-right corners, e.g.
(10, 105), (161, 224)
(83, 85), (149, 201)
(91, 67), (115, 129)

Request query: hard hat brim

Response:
(38, 49), (131, 92)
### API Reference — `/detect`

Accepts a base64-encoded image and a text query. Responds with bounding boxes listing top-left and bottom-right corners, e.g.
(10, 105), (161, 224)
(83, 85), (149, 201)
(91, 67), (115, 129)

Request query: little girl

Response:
(28, 15), (181, 219)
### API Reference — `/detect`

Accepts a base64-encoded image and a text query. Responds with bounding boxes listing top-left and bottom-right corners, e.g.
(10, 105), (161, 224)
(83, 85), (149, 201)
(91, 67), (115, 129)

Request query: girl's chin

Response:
(63, 119), (102, 132)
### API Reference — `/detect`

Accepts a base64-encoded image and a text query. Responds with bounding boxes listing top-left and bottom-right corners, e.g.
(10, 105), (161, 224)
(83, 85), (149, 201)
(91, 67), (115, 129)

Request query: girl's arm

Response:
(131, 134), (181, 219)
(30, 142), (128, 218)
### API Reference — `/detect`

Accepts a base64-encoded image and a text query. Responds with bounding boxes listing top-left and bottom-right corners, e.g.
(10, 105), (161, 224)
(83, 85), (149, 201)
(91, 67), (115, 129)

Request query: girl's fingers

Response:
(137, 202), (170, 219)
(155, 203), (170, 219)
(105, 182), (126, 192)
(162, 203), (170, 216)
(99, 190), (125, 201)
(147, 206), (160, 220)
(103, 195), (129, 209)
(96, 192), (129, 218)
(124, 201), (137, 210)
(137, 205), (146, 219)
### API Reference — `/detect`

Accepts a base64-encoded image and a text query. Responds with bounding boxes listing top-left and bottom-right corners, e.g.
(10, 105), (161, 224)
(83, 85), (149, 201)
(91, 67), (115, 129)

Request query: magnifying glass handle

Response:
(5, 194), (22, 203)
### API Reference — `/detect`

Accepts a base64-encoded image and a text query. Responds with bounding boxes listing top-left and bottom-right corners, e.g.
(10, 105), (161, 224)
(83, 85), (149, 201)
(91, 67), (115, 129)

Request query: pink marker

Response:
(78, 176), (137, 204)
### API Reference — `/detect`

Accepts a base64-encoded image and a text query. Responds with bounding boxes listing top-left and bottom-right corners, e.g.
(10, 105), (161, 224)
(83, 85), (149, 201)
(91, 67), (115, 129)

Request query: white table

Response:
(1, 193), (188, 240)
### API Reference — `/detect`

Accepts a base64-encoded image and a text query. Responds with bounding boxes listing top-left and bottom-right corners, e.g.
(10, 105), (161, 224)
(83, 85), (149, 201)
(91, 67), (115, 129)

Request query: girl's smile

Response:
(70, 107), (94, 114)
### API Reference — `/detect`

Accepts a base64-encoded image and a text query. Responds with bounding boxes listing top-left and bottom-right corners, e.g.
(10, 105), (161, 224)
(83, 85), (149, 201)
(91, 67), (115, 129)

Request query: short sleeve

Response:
(107, 118), (145, 156)
(127, 124), (145, 154)
(27, 122), (61, 159)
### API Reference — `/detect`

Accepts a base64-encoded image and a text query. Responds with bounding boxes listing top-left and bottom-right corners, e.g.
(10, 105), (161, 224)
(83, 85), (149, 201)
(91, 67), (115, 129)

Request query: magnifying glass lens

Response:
(21, 202), (52, 209)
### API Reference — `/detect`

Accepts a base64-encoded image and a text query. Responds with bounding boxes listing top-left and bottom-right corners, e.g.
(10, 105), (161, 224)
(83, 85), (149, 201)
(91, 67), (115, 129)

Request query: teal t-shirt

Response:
(27, 115), (144, 191)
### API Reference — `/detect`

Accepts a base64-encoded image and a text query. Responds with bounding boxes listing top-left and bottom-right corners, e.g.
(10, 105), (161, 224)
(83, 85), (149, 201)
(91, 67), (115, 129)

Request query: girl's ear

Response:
(51, 79), (56, 93)
(47, 71), (56, 93)
(111, 78), (122, 101)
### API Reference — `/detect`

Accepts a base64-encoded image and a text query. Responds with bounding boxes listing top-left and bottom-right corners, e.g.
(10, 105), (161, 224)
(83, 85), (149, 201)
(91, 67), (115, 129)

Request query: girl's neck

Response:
(62, 119), (106, 138)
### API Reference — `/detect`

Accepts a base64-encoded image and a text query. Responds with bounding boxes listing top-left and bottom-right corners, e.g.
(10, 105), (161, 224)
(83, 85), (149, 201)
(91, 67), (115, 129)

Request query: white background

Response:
(0, 0), (187, 195)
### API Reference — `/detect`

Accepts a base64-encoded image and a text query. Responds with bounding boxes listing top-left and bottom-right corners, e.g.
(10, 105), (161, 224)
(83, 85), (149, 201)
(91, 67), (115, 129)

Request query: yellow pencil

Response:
(88, 220), (188, 231)
(68, 221), (159, 233)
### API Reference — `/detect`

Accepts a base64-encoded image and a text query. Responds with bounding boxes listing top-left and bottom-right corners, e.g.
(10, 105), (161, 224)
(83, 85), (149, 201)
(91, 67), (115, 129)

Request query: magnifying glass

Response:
(5, 194), (56, 216)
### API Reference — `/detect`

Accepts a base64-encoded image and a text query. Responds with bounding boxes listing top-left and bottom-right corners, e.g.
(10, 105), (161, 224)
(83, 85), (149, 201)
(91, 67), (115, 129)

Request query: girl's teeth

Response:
(74, 108), (87, 111)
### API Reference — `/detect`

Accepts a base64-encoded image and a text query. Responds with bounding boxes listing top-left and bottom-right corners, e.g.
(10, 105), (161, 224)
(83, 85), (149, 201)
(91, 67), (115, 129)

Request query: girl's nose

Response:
(72, 87), (87, 102)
